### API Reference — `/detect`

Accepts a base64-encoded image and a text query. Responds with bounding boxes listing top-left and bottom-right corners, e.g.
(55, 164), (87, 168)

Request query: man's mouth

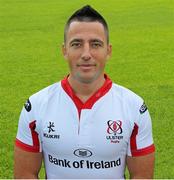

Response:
(77, 64), (96, 67)
(77, 64), (96, 71)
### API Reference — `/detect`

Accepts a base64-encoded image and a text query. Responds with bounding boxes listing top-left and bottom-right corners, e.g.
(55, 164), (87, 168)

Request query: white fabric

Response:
(16, 81), (154, 179)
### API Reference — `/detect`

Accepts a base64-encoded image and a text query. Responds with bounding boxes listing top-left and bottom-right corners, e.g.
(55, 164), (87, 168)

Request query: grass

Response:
(0, 0), (174, 178)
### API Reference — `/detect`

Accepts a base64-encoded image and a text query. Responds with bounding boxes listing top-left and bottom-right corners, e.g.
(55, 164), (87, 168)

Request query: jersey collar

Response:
(61, 74), (112, 118)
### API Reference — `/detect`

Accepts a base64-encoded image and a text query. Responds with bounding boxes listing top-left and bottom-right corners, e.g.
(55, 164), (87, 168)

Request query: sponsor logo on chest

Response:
(106, 120), (123, 143)
(48, 154), (121, 169)
(43, 121), (60, 139)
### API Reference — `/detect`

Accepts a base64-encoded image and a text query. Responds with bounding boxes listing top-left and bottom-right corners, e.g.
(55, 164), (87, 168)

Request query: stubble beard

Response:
(74, 70), (102, 84)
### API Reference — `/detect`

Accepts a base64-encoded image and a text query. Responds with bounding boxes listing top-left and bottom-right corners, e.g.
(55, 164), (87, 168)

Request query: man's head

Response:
(64, 5), (109, 44)
(62, 5), (112, 84)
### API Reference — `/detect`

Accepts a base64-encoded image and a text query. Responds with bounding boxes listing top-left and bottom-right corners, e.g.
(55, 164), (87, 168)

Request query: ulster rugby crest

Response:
(106, 120), (123, 143)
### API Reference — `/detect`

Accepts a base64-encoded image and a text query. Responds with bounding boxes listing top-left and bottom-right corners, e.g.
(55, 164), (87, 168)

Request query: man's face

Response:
(62, 21), (112, 84)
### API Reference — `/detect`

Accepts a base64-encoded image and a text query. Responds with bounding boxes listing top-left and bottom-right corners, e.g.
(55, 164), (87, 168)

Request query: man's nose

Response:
(81, 44), (91, 60)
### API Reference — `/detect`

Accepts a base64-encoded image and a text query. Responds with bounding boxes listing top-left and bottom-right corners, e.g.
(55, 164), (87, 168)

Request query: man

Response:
(14, 5), (155, 179)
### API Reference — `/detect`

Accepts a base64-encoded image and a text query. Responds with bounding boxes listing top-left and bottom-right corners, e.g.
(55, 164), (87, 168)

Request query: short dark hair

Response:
(64, 5), (109, 43)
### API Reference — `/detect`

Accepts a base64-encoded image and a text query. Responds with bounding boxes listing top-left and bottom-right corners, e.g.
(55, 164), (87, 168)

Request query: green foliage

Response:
(0, 0), (173, 178)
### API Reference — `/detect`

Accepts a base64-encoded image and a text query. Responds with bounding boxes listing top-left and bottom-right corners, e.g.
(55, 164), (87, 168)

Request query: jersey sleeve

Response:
(15, 97), (42, 153)
(127, 101), (155, 157)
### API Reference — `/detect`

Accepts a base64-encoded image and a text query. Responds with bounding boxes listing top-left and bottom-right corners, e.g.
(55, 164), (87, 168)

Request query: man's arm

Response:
(14, 146), (43, 179)
(126, 153), (155, 179)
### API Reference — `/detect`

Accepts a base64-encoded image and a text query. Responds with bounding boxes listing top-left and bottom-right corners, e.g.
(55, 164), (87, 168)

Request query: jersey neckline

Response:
(61, 74), (112, 118)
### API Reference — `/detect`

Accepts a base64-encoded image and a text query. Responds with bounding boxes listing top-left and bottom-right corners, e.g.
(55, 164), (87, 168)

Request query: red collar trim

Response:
(61, 74), (112, 118)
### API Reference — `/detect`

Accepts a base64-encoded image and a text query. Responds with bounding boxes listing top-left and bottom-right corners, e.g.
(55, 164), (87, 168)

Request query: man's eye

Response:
(71, 42), (81, 47)
(91, 43), (102, 48)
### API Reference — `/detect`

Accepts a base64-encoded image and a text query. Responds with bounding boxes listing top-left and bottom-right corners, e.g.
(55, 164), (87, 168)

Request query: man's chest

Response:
(40, 99), (133, 159)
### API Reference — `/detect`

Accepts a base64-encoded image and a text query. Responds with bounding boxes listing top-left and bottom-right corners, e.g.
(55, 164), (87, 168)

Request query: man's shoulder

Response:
(111, 83), (144, 106)
(29, 81), (62, 105)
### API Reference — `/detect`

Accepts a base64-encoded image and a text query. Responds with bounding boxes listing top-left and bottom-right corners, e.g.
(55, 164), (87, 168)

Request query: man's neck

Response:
(68, 75), (105, 103)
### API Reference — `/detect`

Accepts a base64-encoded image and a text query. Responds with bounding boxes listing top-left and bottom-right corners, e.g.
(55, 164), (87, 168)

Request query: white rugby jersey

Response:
(16, 75), (155, 179)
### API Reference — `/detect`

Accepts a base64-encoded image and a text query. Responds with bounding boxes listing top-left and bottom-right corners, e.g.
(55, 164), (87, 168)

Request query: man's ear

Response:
(62, 43), (68, 60)
(107, 44), (112, 60)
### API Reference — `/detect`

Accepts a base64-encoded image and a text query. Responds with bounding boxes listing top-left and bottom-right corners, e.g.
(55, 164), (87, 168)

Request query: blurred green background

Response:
(0, 0), (174, 178)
